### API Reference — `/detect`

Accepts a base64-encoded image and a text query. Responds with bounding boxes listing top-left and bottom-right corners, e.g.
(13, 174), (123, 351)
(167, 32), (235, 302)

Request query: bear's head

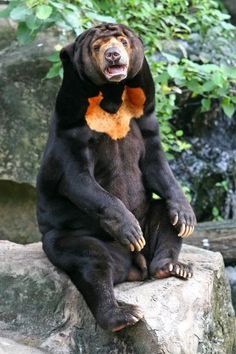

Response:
(60, 23), (144, 86)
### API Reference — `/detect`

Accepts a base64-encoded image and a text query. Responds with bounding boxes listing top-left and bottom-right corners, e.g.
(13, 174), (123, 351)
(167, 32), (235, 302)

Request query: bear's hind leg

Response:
(146, 201), (193, 280)
(42, 230), (143, 332)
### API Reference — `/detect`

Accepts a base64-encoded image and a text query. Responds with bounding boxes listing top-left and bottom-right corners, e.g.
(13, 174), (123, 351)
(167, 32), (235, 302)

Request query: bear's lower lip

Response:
(104, 65), (127, 80)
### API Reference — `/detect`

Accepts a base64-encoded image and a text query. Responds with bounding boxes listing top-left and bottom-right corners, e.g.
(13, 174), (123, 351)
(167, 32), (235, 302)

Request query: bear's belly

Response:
(93, 120), (148, 222)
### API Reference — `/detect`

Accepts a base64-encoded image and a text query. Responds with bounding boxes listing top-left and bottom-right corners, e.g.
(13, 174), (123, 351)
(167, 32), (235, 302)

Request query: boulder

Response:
(0, 241), (235, 354)
(0, 31), (59, 187)
(0, 28), (59, 244)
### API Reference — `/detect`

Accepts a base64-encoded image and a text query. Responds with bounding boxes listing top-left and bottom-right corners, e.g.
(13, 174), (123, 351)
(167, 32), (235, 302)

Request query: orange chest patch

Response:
(85, 87), (146, 140)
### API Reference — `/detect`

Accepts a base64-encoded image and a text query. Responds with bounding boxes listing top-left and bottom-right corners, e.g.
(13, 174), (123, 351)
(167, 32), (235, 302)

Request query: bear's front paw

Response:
(112, 212), (146, 252)
(100, 209), (145, 251)
(167, 198), (197, 238)
(120, 217), (146, 252)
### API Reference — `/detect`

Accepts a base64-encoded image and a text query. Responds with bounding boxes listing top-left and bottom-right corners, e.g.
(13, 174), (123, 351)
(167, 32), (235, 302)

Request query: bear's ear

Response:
(59, 29), (91, 64)
(60, 43), (75, 63)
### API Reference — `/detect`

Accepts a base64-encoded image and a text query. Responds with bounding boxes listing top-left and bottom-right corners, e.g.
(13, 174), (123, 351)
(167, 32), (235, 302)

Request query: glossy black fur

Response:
(37, 24), (196, 331)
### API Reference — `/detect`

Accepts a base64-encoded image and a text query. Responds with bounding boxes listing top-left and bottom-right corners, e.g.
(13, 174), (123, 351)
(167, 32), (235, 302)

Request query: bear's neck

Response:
(55, 63), (136, 128)
(99, 83), (125, 114)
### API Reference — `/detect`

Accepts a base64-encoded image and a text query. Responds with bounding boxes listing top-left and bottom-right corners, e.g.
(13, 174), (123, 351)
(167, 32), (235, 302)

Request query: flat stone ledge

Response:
(0, 241), (235, 354)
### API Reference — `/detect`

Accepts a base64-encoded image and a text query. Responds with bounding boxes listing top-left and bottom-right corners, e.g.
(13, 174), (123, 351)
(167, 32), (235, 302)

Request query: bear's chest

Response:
(85, 87), (146, 140)
(92, 120), (146, 213)
(93, 119), (144, 174)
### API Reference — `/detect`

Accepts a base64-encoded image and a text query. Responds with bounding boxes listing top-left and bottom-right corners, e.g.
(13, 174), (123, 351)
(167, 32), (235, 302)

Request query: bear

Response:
(36, 23), (196, 332)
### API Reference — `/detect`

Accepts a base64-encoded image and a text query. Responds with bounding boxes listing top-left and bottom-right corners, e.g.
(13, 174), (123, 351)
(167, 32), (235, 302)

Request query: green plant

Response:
(1, 0), (236, 154)
(212, 206), (223, 221)
(215, 180), (229, 192)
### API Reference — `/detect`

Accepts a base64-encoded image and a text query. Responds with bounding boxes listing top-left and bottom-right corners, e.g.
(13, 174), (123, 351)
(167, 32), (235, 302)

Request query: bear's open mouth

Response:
(104, 65), (128, 81)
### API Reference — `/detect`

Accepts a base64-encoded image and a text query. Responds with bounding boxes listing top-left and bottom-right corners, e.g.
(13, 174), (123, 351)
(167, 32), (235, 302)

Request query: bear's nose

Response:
(105, 48), (121, 64)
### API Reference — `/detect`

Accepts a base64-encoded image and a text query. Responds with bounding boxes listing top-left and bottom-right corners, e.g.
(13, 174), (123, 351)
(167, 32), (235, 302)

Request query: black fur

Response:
(37, 23), (196, 331)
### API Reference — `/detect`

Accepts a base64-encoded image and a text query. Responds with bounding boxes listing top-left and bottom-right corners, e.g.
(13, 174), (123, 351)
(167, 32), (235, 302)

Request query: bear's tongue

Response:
(107, 65), (125, 74)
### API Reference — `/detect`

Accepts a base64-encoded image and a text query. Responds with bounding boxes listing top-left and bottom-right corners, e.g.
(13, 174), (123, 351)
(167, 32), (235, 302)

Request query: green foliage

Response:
(215, 180), (229, 192)
(212, 206), (223, 221)
(210, 180), (229, 220)
(1, 0), (236, 153)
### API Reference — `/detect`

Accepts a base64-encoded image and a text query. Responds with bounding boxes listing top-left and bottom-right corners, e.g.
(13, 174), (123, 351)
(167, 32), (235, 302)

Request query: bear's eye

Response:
(93, 45), (100, 52)
(121, 39), (128, 47)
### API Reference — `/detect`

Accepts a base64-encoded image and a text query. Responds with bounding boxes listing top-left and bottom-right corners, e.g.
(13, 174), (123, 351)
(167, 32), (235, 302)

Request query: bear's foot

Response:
(97, 302), (144, 332)
(151, 261), (193, 280)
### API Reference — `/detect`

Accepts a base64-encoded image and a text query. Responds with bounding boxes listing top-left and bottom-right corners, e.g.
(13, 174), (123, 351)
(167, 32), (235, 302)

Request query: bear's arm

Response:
(135, 59), (196, 230)
(139, 111), (184, 200)
(57, 126), (145, 250)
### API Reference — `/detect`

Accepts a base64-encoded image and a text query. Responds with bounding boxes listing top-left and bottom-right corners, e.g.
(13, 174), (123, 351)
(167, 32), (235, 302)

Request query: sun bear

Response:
(36, 23), (196, 332)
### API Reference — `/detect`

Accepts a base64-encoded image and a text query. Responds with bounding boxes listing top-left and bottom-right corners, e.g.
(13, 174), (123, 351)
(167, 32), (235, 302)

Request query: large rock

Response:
(0, 28), (59, 244)
(0, 241), (235, 354)
(0, 31), (59, 187)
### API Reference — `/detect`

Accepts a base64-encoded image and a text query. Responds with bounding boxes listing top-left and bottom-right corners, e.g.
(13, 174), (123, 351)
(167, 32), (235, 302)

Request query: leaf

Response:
(49, 0), (64, 10)
(211, 71), (225, 88)
(221, 22), (235, 30)
(47, 51), (60, 62)
(161, 84), (171, 94)
(223, 66), (236, 80)
(62, 11), (81, 32)
(187, 79), (204, 95)
(200, 64), (219, 74)
(212, 207), (219, 218)
(10, 5), (32, 21)
(167, 65), (184, 79)
(26, 15), (42, 30)
(36, 5), (53, 20)
(176, 130), (183, 137)
(216, 181), (228, 191)
(201, 98), (211, 112)
(46, 62), (62, 79)
(231, 96), (236, 104)
(157, 72), (169, 84)
(202, 81), (216, 92)
(16, 22), (35, 44)
(152, 193), (161, 200)
(221, 102), (235, 118)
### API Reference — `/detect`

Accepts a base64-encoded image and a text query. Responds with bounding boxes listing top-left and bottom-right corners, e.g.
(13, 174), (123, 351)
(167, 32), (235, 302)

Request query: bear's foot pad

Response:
(99, 302), (144, 332)
(153, 261), (192, 280)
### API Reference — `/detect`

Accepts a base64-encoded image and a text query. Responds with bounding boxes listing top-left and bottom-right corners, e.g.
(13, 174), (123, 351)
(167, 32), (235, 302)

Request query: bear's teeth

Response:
(107, 65), (125, 74)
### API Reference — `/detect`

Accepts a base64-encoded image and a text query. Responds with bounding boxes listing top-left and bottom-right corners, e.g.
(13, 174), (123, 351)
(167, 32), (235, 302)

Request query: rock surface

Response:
(0, 241), (235, 354)
(0, 180), (40, 244)
(0, 28), (59, 186)
(0, 337), (45, 354)
(0, 26), (58, 243)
